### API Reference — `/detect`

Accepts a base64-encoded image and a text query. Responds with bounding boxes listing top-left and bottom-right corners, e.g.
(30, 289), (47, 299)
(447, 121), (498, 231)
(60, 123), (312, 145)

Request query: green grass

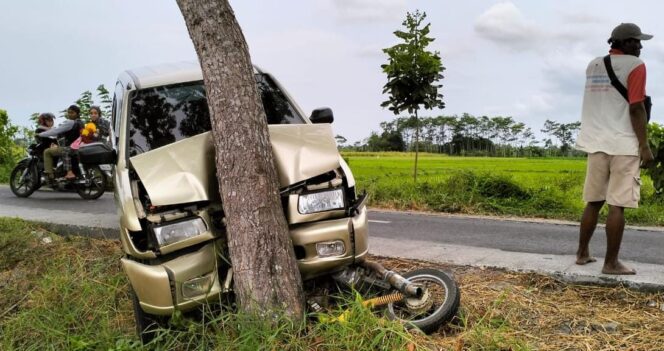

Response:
(0, 218), (423, 350)
(344, 153), (664, 226)
(0, 218), (133, 351)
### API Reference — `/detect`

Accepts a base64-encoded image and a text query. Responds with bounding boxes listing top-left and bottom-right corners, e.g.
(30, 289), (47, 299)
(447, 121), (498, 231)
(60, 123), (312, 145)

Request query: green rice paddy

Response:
(343, 152), (664, 226)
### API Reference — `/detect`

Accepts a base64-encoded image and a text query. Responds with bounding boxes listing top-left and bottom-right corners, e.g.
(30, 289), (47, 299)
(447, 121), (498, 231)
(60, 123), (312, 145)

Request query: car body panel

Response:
(129, 124), (340, 207)
(121, 242), (223, 315)
(292, 205), (369, 280)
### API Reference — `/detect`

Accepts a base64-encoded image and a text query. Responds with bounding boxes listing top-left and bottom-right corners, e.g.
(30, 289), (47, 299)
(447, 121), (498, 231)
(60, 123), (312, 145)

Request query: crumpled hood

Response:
(129, 124), (340, 206)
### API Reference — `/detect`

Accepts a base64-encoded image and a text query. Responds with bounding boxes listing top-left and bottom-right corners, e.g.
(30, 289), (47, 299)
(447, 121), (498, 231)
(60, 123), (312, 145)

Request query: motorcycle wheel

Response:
(386, 268), (460, 334)
(76, 165), (106, 200)
(9, 163), (39, 198)
(131, 289), (166, 344)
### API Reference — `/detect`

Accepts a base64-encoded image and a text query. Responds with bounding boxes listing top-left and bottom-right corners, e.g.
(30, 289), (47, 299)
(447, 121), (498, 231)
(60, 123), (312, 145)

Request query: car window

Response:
(255, 73), (305, 125)
(112, 82), (124, 136)
(127, 74), (304, 156)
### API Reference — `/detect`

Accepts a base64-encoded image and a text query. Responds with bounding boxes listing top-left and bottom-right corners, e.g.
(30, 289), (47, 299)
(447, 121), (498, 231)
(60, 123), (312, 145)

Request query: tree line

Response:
(338, 114), (583, 157)
(28, 85), (112, 125)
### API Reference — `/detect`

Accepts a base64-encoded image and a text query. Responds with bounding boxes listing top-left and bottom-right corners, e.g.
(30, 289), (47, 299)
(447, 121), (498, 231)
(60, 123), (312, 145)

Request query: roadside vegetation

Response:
(2, 218), (662, 350)
(0, 109), (26, 183)
(0, 218), (415, 350)
(345, 152), (664, 226)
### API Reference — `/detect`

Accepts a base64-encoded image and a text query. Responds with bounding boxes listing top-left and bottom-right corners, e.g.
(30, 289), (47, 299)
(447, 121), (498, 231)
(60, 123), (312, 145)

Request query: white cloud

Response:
(474, 2), (543, 50)
(472, 2), (612, 125)
(331, 0), (406, 23)
(560, 13), (609, 26)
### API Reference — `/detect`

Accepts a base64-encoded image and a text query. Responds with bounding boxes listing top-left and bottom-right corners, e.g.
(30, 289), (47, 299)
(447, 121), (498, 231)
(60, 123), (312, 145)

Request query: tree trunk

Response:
(176, 0), (305, 319)
(413, 110), (419, 182)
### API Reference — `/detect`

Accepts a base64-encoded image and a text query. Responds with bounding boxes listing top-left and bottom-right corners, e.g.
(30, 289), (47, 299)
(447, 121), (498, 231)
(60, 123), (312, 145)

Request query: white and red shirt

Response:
(575, 49), (647, 156)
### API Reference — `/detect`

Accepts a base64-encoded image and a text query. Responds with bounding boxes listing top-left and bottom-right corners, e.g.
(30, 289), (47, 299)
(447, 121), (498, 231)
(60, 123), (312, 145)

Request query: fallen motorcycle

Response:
(10, 143), (108, 200)
(307, 260), (460, 334)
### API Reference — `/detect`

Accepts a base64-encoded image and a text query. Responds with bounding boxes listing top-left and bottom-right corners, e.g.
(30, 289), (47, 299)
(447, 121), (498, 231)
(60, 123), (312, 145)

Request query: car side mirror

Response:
(310, 107), (334, 124)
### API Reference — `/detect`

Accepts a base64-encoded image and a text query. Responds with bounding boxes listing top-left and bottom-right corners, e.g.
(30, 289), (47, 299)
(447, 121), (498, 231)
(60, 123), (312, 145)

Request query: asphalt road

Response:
(0, 185), (113, 215)
(2, 186), (663, 265)
(369, 211), (664, 265)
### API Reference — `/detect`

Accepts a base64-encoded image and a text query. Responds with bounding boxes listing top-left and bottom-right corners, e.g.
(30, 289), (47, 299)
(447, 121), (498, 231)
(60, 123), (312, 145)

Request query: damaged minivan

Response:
(104, 62), (459, 341)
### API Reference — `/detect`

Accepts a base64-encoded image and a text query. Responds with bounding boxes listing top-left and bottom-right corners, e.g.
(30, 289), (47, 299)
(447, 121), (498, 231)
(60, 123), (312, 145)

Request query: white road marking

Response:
(369, 220), (392, 224)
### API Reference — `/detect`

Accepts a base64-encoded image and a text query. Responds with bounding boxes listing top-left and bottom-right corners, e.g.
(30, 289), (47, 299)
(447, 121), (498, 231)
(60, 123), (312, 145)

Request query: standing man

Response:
(575, 23), (655, 275)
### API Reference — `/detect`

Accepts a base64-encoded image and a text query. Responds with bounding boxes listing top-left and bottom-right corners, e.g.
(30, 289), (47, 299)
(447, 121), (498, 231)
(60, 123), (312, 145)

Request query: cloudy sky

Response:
(1, 0), (663, 143)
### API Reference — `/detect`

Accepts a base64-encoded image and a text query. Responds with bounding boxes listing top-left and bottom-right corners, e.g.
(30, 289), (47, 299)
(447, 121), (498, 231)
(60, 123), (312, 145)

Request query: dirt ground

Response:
(373, 256), (664, 351)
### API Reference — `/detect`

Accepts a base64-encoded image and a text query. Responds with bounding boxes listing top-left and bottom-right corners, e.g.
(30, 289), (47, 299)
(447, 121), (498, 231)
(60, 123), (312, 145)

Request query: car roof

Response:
(124, 61), (262, 89)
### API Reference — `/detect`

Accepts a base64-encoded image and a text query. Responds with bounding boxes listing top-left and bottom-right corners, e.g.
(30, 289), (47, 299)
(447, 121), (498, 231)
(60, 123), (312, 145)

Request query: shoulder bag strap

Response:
(603, 55), (629, 101)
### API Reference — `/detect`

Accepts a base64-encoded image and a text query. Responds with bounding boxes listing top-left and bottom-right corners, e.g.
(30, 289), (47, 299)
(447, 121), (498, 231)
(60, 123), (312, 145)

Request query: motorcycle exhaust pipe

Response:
(360, 260), (422, 298)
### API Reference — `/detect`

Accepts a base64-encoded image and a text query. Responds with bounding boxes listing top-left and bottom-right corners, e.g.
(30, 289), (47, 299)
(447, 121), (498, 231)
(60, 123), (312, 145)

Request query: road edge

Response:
(32, 221), (117, 240)
(369, 207), (664, 233)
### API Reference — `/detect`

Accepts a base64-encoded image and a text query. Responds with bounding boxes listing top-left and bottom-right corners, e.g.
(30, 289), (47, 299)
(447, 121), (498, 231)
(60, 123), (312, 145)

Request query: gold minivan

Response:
(106, 62), (458, 341)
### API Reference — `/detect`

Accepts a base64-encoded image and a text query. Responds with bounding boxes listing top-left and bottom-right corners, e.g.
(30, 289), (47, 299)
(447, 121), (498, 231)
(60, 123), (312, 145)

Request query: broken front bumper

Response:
(121, 242), (224, 315)
(292, 204), (369, 279)
(122, 204), (369, 315)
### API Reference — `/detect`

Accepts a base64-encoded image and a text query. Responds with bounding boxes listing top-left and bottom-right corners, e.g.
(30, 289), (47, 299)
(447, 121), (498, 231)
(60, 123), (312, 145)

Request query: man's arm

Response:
(39, 120), (75, 138)
(629, 102), (654, 167)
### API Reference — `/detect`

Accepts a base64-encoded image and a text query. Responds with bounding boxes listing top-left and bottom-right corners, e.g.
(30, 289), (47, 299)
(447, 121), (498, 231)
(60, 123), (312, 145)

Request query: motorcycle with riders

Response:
(9, 108), (111, 200)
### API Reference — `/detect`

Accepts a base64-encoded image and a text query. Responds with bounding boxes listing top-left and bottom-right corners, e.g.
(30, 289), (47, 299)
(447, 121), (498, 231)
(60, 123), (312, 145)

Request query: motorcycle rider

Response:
(38, 105), (84, 184)
(34, 113), (56, 157)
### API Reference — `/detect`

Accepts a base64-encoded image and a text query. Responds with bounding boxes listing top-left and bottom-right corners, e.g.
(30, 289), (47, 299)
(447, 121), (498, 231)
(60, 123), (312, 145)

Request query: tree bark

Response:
(413, 110), (419, 182)
(176, 0), (305, 319)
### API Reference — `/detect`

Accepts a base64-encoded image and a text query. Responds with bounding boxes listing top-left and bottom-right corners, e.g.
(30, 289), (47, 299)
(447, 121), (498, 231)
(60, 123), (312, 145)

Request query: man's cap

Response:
(611, 23), (653, 41)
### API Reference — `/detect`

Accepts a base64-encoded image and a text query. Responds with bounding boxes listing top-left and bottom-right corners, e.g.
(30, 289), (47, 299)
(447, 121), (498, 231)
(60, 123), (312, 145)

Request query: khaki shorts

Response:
(583, 152), (641, 208)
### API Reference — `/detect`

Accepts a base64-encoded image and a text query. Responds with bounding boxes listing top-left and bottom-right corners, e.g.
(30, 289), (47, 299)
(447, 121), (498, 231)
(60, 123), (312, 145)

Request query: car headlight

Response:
(298, 188), (344, 214)
(182, 274), (214, 299)
(153, 217), (207, 247)
(316, 240), (346, 257)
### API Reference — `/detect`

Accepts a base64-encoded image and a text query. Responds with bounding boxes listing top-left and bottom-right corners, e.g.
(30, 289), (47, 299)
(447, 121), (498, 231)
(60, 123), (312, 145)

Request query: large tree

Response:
(541, 119), (581, 155)
(176, 0), (305, 318)
(381, 10), (445, 181)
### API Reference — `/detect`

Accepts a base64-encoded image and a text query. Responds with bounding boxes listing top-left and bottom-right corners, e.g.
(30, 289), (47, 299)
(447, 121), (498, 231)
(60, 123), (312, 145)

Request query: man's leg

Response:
(577, 152), (608, 265)
(62, 148), (75, 179)
(576, 201), (603, 265)
(602, 205), (635, 274)
(43, 147), (57, 177)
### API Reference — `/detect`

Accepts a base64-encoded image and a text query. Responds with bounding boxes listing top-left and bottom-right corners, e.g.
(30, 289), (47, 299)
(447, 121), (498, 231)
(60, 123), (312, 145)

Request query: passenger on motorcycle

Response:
(38, 105), (84, 183)
(88, 106), (110, 144)
(34, 112), (56, 157)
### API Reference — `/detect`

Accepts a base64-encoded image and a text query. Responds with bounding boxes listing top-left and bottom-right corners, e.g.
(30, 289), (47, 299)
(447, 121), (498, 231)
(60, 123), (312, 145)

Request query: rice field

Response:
(343, 152), (664, 226)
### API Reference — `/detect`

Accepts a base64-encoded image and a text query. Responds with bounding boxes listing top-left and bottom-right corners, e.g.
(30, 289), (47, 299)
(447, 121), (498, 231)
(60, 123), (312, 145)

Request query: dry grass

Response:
(375, 256), (664, 351)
